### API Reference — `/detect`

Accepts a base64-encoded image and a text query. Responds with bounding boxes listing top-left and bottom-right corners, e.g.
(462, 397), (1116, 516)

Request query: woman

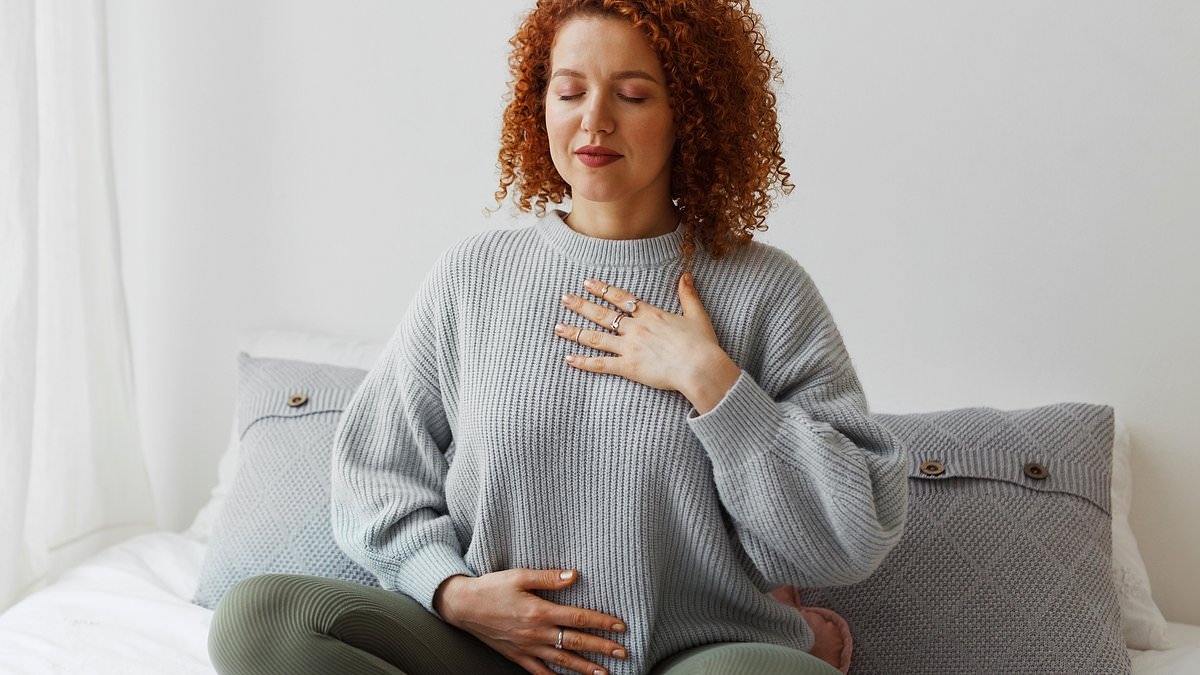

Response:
(209, 1), (907, 674)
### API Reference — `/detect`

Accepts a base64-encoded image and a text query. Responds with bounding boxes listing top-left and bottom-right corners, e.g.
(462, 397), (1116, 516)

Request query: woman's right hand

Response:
(433, 569), (628, 675)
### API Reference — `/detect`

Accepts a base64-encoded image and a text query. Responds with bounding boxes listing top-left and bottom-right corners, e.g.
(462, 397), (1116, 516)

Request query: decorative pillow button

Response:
(919, 460), (946, 477)
(1024, 462), (1049, 480)
(287, 394), (309, 408)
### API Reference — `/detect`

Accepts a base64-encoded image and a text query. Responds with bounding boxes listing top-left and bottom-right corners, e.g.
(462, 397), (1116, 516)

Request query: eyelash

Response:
(556, 93), (648, 104)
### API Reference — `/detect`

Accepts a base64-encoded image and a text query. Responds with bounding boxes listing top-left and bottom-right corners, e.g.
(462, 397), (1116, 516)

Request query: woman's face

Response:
(545, 15), (675, 209)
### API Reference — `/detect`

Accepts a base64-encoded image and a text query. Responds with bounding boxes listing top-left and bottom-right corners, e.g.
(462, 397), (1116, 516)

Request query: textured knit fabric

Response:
(331, 211), (909, 675)
(801, 403), (1131, 674)
(194, 356), (378, 609)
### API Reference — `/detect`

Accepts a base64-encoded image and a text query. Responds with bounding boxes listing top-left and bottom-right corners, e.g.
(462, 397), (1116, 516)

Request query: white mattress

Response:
(0, 532), (1197, 674)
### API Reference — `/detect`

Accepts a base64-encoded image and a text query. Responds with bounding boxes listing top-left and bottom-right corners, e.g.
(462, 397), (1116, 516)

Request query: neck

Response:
(564, 198), (677, 241)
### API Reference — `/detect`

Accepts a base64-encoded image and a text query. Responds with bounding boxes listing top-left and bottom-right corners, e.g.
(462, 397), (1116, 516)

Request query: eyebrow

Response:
(549, 68), (661, 84)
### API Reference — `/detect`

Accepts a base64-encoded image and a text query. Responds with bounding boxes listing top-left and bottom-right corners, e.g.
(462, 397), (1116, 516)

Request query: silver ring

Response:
(555, 629), (564, 650)
(623, 299), (639, 313)
(611, 313), (625, 331)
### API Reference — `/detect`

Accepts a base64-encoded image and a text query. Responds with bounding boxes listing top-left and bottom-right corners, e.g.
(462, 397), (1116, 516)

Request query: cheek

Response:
(641, 116), (676, 157)
(544, 110), (573, 176)
(544, 107), (573, 149)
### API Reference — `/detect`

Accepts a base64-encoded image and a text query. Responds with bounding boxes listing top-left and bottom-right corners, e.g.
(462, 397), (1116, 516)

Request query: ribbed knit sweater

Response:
(331, 211), (908, 675)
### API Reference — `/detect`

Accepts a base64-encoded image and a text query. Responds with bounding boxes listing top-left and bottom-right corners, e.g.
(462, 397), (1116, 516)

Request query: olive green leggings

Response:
(208, 574), (840, 675)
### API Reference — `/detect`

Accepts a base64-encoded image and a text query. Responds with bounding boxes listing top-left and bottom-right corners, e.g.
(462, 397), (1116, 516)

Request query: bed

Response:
(2, 330), (1198, 674)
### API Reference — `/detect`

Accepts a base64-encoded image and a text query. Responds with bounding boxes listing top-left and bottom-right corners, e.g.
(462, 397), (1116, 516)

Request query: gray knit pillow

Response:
(800, 403), (1130, 674)
(193, 355), (379, 609)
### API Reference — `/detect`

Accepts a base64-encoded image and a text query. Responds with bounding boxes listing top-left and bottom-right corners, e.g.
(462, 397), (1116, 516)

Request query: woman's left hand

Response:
(556, 273), (741, 414)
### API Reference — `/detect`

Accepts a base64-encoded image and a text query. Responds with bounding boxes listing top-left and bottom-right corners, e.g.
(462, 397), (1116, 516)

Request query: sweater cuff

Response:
(687, 370), (787, 471)
(394, 543), (475, 615)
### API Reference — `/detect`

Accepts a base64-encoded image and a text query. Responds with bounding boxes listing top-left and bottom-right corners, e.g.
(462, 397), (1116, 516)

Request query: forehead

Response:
(549, 15), (664, 75)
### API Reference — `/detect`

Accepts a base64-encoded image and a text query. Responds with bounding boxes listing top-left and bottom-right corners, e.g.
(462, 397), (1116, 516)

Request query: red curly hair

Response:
(495, 0), (793, 259)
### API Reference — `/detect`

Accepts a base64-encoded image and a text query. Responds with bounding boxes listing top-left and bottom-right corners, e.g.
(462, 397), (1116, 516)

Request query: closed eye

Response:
(557, 93), (585, 101)
(618, 94), (647, 103)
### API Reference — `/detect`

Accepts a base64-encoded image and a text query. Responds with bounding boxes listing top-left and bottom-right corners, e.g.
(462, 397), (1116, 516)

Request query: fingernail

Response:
(612, 622), (625, 632)
(559, 570), (574, 580)
(565, 355), (576, 364)
(594, 670), (605, 675)
(562, 294), (573, 305)
(555, 323), (566, 333)
(583, 279), (596, 290)
(612, 648), (627, 659)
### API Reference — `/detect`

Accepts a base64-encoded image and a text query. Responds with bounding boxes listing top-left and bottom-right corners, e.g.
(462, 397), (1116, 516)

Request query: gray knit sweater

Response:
(331, 211), (908, 675)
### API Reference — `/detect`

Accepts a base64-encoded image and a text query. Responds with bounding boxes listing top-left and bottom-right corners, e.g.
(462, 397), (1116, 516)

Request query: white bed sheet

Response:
(0, 532), (1197, 674)
(0, 532), (212, 675)
(1131, 622), (1200, 673)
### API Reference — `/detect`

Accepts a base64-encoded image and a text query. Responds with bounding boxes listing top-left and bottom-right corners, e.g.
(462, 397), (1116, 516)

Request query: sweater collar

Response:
(534, 210), (684, 269)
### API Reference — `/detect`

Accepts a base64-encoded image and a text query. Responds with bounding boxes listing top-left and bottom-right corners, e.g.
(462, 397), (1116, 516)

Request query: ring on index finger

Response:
(622, 299), (639, 313)
(611, 313), (625, 331)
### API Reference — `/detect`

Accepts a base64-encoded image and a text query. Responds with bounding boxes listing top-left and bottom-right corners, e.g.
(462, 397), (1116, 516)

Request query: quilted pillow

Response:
(800, 403), (1130, 674)
(193, 355), (379, 609)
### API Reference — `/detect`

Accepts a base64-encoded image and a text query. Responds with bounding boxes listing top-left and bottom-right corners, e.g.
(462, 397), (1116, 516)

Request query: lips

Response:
(575, 145), (623, 168)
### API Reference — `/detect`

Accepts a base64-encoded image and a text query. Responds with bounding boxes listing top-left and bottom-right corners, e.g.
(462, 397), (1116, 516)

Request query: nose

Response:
(581, 95), (614, 135)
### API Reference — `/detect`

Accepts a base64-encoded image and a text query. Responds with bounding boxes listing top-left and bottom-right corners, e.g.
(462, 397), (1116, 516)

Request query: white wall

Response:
(107, 1), (1200, 623)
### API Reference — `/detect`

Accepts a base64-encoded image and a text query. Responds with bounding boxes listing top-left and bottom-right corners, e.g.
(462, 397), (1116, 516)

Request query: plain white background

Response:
(105, 1), (1199, 623)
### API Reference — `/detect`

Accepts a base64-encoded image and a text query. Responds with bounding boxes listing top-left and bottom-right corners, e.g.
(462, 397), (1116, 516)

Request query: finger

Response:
(555, 627), (629, 660)
(555, 323), (619, 353)
(564, 354), (621, 376)
(584, 279), (644, 315)
(518, 568), (581, 591)
(552, 608), (627, 634)
(538, 644), (611, 675)
(513, 655), (555, 675)
(583, 279), (616, 303)
(562, 294), (627, 332)
(677, 272), (709, 319)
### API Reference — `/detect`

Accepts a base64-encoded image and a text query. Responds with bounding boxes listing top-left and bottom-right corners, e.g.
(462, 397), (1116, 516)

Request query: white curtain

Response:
(0, 0), (155, 611)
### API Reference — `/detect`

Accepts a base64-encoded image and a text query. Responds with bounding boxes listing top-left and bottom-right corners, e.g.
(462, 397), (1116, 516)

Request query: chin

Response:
(564, 181), (629, 205)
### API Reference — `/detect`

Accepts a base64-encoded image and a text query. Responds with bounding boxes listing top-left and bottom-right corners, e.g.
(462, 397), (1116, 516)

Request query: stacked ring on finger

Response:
(555, 628), (564, 650)
(611, 312), (625, 331)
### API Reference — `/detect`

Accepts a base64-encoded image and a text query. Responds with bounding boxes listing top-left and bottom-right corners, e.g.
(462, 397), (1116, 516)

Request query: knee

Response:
(208, 574), (307, 672)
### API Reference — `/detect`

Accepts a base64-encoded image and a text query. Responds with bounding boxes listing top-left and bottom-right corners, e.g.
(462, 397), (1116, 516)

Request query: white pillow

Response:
(1110, 418), (1172, 649)
(184, 329), (387, 541)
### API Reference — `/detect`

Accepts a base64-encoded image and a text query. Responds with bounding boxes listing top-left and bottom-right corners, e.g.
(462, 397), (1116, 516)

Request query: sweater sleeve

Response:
(330, 260), (472, 613)
(687, 265), (908, 589)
